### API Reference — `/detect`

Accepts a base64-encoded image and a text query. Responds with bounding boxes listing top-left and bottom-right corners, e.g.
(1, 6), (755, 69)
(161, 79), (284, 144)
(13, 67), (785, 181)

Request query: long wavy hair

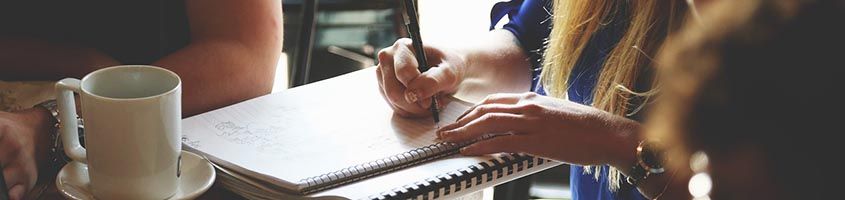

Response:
(540, 0), (689, 190)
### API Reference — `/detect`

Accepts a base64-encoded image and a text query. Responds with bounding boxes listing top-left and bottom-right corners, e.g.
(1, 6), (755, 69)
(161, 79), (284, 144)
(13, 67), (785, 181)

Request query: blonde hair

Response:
(540, 0), (688, 190)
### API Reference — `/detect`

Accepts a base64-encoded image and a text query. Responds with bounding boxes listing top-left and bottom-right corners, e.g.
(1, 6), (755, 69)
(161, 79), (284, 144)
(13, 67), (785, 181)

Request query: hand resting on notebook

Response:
(437, 92), (641, 170)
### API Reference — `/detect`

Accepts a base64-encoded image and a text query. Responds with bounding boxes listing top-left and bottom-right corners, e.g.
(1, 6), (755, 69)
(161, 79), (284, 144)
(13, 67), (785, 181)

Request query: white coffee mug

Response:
(56, 65), (182, 199)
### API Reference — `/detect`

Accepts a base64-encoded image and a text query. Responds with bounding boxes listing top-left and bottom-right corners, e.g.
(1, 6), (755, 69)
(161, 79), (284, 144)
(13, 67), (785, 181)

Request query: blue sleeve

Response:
(490, 0), (552, 54)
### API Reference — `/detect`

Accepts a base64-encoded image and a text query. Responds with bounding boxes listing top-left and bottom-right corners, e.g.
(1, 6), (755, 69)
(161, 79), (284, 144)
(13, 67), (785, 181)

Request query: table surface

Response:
(36, 175), (489, 200)
(36, 175), (245, 200)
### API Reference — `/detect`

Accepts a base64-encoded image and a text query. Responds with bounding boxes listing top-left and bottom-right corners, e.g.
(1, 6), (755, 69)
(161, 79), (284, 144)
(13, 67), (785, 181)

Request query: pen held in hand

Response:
(402, 0), (441, 125)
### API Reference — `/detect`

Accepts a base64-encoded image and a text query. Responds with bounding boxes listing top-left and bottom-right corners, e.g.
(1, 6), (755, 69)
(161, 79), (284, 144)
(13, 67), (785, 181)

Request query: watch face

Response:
(641, 141), (666, 174)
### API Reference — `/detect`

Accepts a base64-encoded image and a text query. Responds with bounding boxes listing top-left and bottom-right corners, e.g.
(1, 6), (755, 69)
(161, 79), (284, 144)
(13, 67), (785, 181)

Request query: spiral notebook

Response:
(181, 68), (560, 199)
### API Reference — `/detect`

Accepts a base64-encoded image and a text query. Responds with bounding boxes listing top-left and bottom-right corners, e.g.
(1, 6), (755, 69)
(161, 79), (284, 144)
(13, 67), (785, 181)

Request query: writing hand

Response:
(375, 38), (464, 117)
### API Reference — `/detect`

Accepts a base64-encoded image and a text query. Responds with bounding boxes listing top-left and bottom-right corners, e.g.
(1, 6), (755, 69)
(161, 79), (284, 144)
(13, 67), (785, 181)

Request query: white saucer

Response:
(56, 150), (216, 200)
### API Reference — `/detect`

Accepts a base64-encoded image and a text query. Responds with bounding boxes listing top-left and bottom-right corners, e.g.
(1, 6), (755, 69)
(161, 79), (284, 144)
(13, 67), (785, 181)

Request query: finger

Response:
(440, 112), (528, 142)
(402, 38), (448, 66)
(405, 66), (458, 108)
(392, 39), (422, 87)
(394, 39), (451, 88)
(376, 64), (393, 110)
(376, 64), (386, 97)
(3, 162), (36, 200)
(453, 93), (526, 121)
(8, 184), (25, 200)
(460, 135), (528, 156)
(450, 104), (529, 131)
(0, 136), (18, 167)
(376, 48), (391, 104)
(3, 165), (22, 191)
(376, 45), (396, 66)
(380, 49), (428, 116)
(376, 67), (422, 117)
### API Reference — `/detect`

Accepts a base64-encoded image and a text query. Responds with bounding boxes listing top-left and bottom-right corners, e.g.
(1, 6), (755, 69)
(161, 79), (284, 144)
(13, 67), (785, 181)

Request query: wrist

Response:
(15, 107), (55, 138)
(606, 117), (641, 170)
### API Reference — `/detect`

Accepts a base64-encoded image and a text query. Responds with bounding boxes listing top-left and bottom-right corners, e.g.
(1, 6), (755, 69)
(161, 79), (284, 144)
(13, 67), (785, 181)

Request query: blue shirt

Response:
(491, 1), (646, 199)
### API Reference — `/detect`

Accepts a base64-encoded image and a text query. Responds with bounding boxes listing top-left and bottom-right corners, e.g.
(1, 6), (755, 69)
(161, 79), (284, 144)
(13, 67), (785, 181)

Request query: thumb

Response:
(404, 65), (458, 104)
(9, 184), (26, 200)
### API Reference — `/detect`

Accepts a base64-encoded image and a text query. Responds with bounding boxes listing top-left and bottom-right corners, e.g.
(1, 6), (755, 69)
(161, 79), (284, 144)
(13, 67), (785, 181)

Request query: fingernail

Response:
(438, 130), (451, 140)
(457, 108), (473, 122)
(436, 124), (452, 134)
(437, 129), (448, 139)
(405, 90), (419, 104)
(459, 147), (470, 155)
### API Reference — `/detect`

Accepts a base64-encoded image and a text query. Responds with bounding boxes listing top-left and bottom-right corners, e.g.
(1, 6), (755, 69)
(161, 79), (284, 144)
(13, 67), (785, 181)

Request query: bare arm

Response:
(0, 37), (119, 80)
(1, 1), (283, 116)
(156, 0), (283, 116)
(452, 29), (532, 102)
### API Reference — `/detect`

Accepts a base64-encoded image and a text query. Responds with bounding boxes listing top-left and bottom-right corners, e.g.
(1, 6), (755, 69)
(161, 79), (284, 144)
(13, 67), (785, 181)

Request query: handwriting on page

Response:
(386, 101), (471, 148)
(212, 121), (288, 153)
(181, 68), (478, 185)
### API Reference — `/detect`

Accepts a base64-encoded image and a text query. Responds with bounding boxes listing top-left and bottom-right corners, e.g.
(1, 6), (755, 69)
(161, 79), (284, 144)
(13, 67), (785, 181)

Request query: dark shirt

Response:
(491, 1), (646, 199)
(0, 1), (190, 64)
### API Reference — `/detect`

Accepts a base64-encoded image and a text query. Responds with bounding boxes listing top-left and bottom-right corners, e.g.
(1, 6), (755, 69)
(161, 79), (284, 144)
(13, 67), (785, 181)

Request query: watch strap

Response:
(36, 100), (72, 170)
(626, 162), (649, 185)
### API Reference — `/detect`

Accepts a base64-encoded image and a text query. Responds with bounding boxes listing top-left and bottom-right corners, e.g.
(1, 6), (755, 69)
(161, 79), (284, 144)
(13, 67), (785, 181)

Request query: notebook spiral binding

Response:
(298, 141), (472, 194)
(365, 153), (554, 200)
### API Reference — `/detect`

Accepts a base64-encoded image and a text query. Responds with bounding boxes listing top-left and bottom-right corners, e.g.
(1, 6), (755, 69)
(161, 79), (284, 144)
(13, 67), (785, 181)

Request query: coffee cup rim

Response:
(80, 65), (182, 101)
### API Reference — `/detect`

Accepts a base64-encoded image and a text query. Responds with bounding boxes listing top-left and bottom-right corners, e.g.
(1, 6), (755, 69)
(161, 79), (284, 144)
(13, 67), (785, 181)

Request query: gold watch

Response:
(626, 140), (666, 185)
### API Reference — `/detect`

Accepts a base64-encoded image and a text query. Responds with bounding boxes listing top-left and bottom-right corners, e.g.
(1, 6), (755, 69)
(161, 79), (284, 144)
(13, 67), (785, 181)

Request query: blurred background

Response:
(275, 0), (495, 91)
(277, 1), (571, 199)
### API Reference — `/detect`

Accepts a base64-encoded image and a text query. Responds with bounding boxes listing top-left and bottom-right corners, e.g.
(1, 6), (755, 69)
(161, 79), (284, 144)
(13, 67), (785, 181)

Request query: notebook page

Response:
(182, 68), (472, 193)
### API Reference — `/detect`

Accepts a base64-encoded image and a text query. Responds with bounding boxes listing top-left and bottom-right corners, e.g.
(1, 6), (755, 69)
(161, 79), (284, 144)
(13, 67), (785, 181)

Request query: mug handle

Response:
(56, 78), (87, 164)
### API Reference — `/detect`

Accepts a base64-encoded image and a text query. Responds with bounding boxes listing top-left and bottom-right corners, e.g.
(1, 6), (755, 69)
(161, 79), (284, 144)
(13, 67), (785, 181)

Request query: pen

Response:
(402, 0), (441, 124)
(1, 164), (8, 200)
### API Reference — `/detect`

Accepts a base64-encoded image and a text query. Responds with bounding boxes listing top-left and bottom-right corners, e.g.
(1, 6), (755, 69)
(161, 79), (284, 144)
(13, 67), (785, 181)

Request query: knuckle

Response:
(5, 137), (22, 152)
(377, 49), (390, 60)
(521, 92), (538, 99)
(475, 105), (492, 114)
(397, 38), (412, 46)
(479, 112), (499, 122)
(482, 94), (501, 103)
(520, 103), (543, 113)
(396, 66), (416, 80)
(437, 67), (458, 85)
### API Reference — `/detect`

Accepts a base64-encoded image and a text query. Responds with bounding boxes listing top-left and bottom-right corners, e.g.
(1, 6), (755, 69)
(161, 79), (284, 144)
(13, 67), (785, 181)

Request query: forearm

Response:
(154, 40), (280, 117)
(0, 36), (118, 80)
(163, 0), (282, 117)
(452, 30), (532, 101)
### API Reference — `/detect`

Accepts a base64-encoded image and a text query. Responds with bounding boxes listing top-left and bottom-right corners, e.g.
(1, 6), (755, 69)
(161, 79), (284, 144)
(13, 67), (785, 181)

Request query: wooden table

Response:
(34, 170), (245, 200)
(35, 173), (487, 200)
